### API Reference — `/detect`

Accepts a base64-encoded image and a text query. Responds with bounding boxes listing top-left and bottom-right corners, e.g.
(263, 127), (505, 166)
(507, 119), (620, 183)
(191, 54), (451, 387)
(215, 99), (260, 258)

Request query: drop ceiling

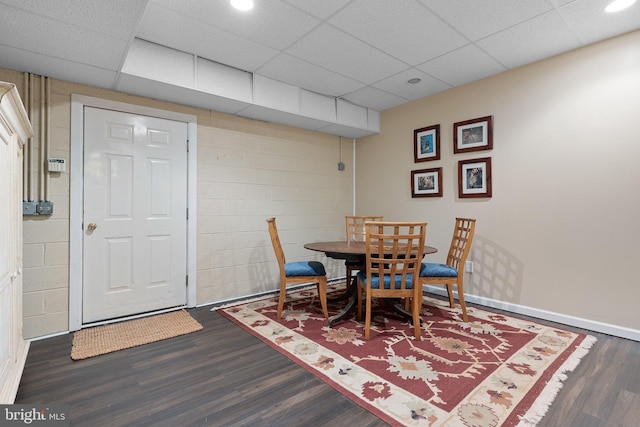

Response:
(0, 0), (638, 137)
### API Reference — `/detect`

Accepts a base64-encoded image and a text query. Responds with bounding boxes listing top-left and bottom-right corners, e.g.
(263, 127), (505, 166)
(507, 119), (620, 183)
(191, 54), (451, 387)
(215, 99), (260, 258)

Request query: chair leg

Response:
(317, 277), (328, 318)
(356, 281), (363, 321)
(364, 292), (372, 341)
(457, 281), (468, 322)
(412, 292), (421, 340)
(277, 280), (287, 319)
(446, 284), (455, 308)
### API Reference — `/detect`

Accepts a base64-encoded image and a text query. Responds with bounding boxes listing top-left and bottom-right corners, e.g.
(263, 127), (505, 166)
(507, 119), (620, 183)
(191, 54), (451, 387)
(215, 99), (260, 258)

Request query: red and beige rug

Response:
(215, 282), (595, 426)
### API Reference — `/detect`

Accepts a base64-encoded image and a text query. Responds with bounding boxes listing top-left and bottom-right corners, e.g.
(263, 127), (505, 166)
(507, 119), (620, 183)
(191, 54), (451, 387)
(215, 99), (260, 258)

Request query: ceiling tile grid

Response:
(0, 0), (638, 137)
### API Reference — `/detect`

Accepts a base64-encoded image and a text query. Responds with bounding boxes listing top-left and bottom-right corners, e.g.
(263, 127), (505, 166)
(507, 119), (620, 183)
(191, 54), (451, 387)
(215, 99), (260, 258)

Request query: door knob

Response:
(87, 222), (97, 231)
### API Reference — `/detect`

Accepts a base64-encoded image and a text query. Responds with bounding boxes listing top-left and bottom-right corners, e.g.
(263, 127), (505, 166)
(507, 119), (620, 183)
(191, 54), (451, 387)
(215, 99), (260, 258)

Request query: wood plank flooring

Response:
(15, 299), (640, 426)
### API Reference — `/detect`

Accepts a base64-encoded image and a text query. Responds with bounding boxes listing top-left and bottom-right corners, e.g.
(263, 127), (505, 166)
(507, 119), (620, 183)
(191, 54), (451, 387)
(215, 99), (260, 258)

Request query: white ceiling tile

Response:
(0, 45), (118, 89)
(256, 54), (364, 98)
(281, 0), (352, 19)
(1, 0), (638, 137)
(422, 0), (555, 41)
(477, 10), (582, 69)
(137, 3), (279, 72)
(373, 69), (451, 101)
(0, 0), (146, 39)
(329, 0), (468, 65)
(148, 0), (320, 50)
(286, 25), (407, 84)
(558, 0), (640, 45)
(418, 45), (507, 87)
(341, 86), (409, 112)
(0, 6), (128, 70)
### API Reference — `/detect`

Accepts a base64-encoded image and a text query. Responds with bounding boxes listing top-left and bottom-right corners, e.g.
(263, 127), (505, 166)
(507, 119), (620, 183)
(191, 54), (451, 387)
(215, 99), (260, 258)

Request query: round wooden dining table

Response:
(304, 241), (437, 326)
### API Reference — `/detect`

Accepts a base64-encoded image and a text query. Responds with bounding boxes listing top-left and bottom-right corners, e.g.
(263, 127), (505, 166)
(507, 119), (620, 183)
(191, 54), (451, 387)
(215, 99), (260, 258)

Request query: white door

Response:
(82, 107), (188, 323)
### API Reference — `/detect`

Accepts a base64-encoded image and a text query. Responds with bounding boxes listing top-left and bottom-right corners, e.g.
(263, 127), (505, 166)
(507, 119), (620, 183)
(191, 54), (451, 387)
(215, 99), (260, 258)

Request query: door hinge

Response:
(186, 208), (189, 220)
(186, 275), (189, 287)
(186, 139), (189, 152)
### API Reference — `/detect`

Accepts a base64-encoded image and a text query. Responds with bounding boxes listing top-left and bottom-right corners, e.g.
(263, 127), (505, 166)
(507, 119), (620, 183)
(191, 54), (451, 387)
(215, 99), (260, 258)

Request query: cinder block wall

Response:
(0, 68), (353, 338)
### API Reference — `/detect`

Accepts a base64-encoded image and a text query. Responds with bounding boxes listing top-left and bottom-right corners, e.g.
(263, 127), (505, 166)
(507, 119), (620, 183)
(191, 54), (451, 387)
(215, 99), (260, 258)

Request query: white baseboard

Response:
(424, 285), (640, 342)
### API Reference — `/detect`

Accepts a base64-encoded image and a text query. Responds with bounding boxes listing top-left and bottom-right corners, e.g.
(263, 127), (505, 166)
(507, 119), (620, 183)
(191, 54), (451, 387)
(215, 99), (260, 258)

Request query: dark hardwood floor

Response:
(15, 298), (640, 427)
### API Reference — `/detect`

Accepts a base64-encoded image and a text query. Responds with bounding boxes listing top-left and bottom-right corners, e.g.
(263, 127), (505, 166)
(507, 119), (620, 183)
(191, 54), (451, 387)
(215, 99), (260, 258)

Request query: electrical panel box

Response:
(48, 158), (66, 172)
(23, 201), (38, 215)
(37, 201), (54, 215)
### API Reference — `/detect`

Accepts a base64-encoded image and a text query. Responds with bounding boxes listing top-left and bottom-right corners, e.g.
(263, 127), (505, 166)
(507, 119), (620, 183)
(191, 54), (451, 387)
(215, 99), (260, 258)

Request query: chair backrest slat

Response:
(346, 215), (383, 242)
(365, 221), (426, 291)
(446, 218), (476, 270)
(266, 218), (286, 274)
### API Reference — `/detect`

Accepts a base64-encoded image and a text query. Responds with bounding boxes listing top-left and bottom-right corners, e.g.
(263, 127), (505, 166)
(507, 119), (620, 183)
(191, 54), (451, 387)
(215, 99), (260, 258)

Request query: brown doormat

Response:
(71, 309), (203, 360)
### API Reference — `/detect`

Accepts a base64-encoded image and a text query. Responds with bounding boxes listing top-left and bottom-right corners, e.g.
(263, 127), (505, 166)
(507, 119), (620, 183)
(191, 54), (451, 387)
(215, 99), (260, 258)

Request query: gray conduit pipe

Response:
(45, 76), (50, 201)
(39, 75), (45, 201)
(22, 72), (29, 200)
(28, 73), (34, 202)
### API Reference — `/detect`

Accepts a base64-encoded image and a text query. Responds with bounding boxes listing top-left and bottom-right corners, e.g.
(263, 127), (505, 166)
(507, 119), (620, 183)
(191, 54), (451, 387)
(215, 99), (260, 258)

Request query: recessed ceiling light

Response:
(605, 0), (636, 12)
(231, 0), (254, 11)
(407, 78), (422, 84)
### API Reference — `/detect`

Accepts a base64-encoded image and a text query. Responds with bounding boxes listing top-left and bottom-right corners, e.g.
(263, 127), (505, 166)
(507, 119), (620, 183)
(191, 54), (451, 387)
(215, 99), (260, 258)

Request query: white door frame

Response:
(69, 94), (197, 331)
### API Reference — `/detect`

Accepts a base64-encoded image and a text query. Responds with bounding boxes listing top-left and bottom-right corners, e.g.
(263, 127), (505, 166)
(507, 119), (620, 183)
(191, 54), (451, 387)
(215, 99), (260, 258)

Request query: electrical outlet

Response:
(465, 261), (474, 273)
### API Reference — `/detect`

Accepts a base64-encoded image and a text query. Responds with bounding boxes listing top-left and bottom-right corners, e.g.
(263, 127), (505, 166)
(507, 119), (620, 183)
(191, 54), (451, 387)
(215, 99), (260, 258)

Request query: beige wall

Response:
(5, 30), (639, 339)
(356, 31), (640, 332)
(0, 68), (351, 338)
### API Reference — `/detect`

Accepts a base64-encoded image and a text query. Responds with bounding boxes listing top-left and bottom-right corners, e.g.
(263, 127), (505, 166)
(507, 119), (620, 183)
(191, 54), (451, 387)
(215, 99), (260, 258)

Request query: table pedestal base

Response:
(327, 276), (423, 328)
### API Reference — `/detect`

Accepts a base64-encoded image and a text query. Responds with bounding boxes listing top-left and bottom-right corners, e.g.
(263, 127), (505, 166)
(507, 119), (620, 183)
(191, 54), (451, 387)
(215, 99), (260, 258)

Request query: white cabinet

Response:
(0, 81), (33, 403)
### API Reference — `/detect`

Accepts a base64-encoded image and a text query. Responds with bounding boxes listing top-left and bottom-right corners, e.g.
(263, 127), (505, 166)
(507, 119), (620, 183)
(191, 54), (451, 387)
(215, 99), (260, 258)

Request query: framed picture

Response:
(414, 124), (440, 162)
(453, 115), (493, 154)
(411, 167), (443, 198)
(458, 157), (492, 198)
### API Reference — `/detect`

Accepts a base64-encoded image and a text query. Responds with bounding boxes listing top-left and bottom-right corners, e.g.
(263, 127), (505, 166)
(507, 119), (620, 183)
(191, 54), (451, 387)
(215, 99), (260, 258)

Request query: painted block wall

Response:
(0, 69), (352, 338)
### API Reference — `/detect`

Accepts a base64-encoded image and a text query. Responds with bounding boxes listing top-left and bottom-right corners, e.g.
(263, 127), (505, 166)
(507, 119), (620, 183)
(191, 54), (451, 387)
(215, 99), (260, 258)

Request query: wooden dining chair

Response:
(356, 221), (426, 340)
(266, 218), (329, 319)
(418, 218), (476, 322)
(345, 216), (383, 284)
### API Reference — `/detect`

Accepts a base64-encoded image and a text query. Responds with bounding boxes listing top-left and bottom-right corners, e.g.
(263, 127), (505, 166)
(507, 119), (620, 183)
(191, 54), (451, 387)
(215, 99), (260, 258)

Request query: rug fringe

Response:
(516, 334), (597, 425)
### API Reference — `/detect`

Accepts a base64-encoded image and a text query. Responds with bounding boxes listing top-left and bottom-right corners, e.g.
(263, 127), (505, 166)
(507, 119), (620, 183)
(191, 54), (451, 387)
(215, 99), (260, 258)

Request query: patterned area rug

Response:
(215, 282), (595, 426)
(71, 310), (203, 360)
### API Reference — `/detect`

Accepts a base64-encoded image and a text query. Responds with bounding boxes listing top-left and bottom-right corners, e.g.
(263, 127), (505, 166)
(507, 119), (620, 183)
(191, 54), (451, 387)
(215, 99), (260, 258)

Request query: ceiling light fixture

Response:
(231, 0), (254, 11)
(605, 0), (636, 12)
(407, 78), (422, 84)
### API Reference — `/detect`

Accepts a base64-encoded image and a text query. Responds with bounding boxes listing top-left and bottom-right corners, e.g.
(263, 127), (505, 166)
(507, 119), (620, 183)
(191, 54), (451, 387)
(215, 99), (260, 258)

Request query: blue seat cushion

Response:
(285, 261), (326, 277)
(357, 270), (416, 289)
(419, 262), (458, 278)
